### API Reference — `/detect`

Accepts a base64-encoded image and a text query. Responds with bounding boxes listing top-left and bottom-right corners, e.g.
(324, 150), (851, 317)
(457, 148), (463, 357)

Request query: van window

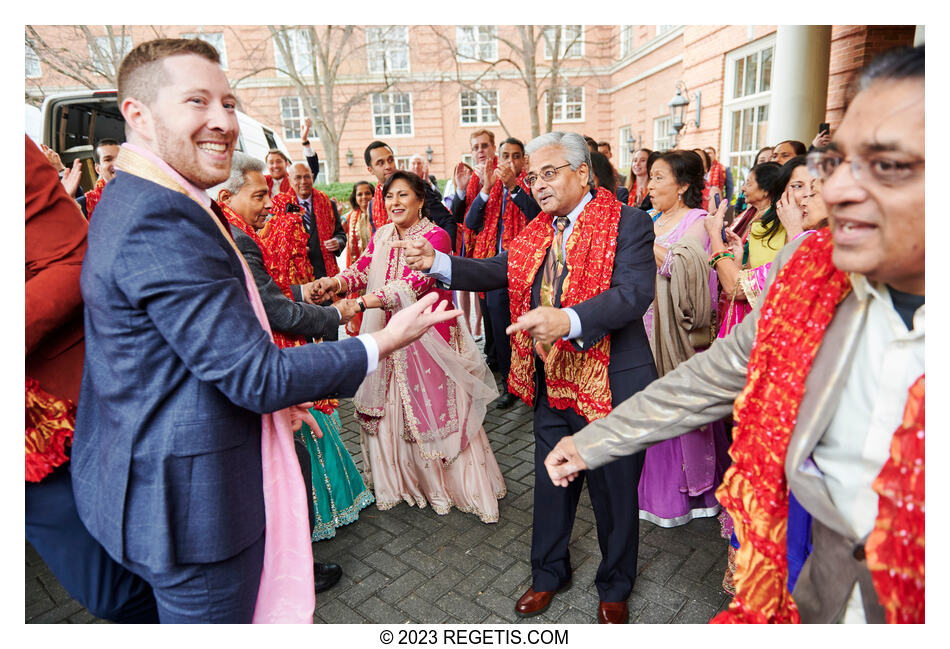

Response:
(263, 128), (278, 151)
(55, 100), (125, 153)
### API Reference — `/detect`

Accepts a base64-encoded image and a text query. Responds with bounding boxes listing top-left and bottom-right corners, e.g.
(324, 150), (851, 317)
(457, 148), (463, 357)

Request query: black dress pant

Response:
(529, 364), (645, 602)
(483, 287), (512, 388)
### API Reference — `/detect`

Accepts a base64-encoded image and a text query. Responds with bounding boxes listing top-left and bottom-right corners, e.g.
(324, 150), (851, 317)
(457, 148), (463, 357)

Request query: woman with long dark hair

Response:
(313, 171), (506, 523)
(638, 149), (729, 527)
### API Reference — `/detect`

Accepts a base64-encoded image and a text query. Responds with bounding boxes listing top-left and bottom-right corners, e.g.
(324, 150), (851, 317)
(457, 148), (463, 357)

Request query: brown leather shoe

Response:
(515, 581), (571, 618)
(597, 600), (628, 624)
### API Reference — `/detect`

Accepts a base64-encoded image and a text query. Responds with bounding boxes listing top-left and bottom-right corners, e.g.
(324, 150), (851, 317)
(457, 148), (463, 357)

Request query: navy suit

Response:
(464, 184), (541, 388)
(446, 193), (657, 601)
(72, 170), (369, 622)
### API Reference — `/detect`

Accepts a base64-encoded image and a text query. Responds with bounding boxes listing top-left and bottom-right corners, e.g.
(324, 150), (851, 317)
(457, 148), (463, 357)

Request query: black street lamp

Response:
(345, 149), (354, 167)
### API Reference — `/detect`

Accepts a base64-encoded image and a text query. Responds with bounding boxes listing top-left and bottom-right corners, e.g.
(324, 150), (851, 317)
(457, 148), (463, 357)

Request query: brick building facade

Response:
(26, 24), (920, 187)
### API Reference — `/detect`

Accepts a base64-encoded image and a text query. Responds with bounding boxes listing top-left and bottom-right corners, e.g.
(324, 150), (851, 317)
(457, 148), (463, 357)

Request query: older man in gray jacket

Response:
(545, 46), (925, 624)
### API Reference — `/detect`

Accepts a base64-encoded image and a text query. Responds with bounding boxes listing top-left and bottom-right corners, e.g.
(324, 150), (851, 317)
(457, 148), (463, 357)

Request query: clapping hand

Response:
(454, 163), (473, 193)
(61, 159), (82, 198)
(391, 238), (436, 272)
(544, 436), (588, 487)
(40, 143), (66, 173)
(497, 161), (518, 191)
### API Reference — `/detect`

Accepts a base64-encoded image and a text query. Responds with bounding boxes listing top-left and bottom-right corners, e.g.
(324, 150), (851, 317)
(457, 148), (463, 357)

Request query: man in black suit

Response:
(286, 161), (346, 340)
(398, 131), (657, 624)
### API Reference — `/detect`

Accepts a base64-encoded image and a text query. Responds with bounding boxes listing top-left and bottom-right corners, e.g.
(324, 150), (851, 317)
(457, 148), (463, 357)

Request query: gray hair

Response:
(408, 153), (426, 165)
(525, 132), (593, 189)
(290, 161), (312, 176)
(221, 151), (264, 195)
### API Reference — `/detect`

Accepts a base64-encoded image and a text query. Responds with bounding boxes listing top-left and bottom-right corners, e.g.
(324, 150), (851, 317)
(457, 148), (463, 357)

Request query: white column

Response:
(767, 25), (832, 145)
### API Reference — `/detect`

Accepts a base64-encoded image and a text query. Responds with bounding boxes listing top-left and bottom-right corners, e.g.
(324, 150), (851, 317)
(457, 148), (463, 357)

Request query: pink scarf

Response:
(118, 144), (315, 623)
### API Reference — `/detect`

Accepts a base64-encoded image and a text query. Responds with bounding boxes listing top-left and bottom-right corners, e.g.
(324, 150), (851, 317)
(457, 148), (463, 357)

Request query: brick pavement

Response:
(26, 369), (733, 624)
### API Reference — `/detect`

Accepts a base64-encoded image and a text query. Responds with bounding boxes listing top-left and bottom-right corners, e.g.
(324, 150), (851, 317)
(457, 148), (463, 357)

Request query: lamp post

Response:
(668, 81), (701, 147)
(426, 145), (433, 163)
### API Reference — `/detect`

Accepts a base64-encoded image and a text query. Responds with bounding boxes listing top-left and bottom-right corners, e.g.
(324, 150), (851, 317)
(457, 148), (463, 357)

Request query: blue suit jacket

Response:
(447, 195), (658, 404)
(72, 171), (368, 570)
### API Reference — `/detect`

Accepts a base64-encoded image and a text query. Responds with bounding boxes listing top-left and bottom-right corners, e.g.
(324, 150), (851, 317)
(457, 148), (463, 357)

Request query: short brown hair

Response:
(117, 38), (221, 106)
(265, 149), (291, 165)
(470, 129), (495, 146)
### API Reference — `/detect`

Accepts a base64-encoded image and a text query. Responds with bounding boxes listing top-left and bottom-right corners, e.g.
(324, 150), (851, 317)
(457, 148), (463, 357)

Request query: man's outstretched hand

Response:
(391, 238), (436, 272)
(544, 435), (588, 487)
(371, 292), (461, 359)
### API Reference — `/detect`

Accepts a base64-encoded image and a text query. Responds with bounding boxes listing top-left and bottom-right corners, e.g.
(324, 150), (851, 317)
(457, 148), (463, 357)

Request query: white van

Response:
(37, 90), (290, 192)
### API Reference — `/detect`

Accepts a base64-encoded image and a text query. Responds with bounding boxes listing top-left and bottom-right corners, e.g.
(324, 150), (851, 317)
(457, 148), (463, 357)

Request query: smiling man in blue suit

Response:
(71, 38), (459, 624)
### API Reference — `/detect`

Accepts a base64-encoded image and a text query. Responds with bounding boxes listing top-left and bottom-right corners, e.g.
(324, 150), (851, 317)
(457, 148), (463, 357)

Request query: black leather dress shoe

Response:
(314, 562), (343, 593)
(495, 391), (517, 410)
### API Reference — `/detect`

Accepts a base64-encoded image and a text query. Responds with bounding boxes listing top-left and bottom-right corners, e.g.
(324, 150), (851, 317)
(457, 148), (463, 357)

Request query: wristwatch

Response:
(357, 298), (366, 312)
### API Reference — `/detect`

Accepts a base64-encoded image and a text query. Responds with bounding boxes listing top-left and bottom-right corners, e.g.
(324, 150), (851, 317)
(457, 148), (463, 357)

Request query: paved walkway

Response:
(26, 361), (733, 624)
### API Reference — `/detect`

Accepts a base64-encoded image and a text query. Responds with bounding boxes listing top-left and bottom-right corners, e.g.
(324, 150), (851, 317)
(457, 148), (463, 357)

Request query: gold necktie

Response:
(535, 216), (569, 360)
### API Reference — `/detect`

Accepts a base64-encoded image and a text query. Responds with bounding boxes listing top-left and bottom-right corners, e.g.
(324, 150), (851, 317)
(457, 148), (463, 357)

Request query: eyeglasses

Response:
(525, 164), (572, 188)
(806, 150), (924, 187)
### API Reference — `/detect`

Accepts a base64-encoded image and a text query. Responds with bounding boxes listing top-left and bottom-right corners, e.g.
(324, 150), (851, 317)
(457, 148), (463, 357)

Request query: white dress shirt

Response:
(810, 274), (924, 622)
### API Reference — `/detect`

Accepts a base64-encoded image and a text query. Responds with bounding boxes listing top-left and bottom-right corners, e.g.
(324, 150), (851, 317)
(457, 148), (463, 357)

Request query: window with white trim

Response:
(653, 115), (674, 151)
(183, 31), (227, 69)
(90, 35), (132, 77)
(547, 86), (584, 122)
(657, 25), (677, 36)
(619, 26), (633, 59)
(722, 36), (775, 188)
(395, 155), (412, 170)
(543, 25), (583, 59)
(459, 90), (499, 125)
(273, 29), (313, 74)
(26, 43), (41, 78)
(279, 96), (320, 141)
(618, 126), (632, 172)
(366, 26), (409, 74)
(456, 26), (497, 61)
(371, 92), (413, 136)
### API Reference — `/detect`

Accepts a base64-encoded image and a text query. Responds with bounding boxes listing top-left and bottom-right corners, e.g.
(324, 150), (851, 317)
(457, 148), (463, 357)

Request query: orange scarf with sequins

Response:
(25, 377), (74, 482)
(371, 182), (389, 231)
(271, 190), (339, 277)
(710, 229), (924, 624)
(472, 171), (530, 259)
(506, 188), (621, 423)
(84, 178), (106, 219)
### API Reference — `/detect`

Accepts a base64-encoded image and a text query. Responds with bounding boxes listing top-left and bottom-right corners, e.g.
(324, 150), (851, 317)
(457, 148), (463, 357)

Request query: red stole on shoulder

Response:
(472, 171), (530, 259)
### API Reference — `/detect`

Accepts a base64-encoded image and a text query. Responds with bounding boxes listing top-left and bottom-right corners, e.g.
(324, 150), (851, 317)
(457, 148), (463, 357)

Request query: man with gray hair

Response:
(213, 152), (352, 341)
(396, 131), (658, 624)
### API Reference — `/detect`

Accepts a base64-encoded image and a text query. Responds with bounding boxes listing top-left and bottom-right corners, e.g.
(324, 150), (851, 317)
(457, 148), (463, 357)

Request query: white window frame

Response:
(657, 25), (677, 36)
(618, 125), (632, 172)
(183, 31), (228, 69)
(273, 29), (313, 75)
(619, 26), (633, 59)
(653, 115), (674, 151)
(721, 35), (776, 188)
(89, 35), (132, 77)
(456, 26), (497, 62)
(547, 86), (584, 123)
(26, 43), (41, 78)
(371, 92), (414, 137)
(459, 89), (499, 126)
(366, 26), (410, 74)
(543, 25), (583, 60)
(395, 155), (412, 170)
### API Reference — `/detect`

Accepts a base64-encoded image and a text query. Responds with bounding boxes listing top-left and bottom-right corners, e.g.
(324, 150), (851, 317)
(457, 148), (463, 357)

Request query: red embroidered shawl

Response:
(472, 171), (531, 259)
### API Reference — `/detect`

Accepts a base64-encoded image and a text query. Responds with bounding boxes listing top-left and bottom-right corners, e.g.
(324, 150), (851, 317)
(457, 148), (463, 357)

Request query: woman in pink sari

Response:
(315, 171), (506, 523)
